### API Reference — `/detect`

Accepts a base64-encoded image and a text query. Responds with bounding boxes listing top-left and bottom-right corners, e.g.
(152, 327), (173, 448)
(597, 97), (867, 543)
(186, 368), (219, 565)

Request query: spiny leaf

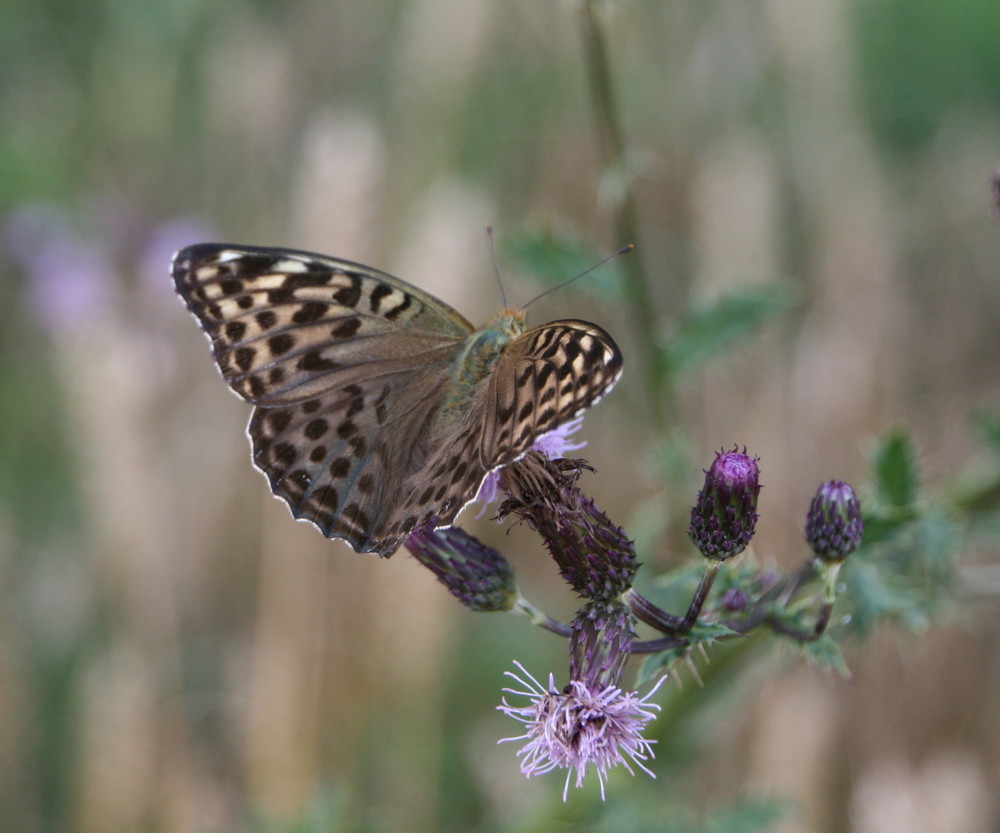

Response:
(659, 282), (797, 378)
(801, 634), (851, 678)
(501, 226), (626, 299)
(872, 426), (920, 509)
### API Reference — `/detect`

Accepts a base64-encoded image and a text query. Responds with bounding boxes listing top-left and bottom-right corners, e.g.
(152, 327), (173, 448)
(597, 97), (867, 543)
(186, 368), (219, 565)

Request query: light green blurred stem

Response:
(580, 1), (667, 425)
(513, 596), (573, 638)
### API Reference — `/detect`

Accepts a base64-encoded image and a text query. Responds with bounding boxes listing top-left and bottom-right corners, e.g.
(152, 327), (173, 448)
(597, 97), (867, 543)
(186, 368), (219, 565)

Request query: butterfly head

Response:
(488, 306), (528, 338)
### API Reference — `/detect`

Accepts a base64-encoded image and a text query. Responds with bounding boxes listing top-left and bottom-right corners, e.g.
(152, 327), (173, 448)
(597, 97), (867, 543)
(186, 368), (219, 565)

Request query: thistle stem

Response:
(624, 588), (685, 635)
(580, 0), (665, 424)
(513, 597), (573, 638)
(681, 561), (721, 631)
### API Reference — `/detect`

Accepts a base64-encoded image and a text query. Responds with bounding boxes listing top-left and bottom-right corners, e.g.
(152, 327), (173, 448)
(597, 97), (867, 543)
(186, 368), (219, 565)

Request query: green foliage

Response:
(636, 619), (737, 688)
(245, 788), (358, 833)
(851, 0), (1000, 153)
(501, 226), (629, 301)
(871, 426), (920, 511)
(588, 794), (788, 833)
(976, 408), (1000, 456)
(800, 634), (850, 679)
(657, 282), (797, 379)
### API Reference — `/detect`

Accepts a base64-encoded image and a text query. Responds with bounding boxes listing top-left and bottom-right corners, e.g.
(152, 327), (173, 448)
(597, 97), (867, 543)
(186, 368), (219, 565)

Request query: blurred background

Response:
(1, 1), (999, 831)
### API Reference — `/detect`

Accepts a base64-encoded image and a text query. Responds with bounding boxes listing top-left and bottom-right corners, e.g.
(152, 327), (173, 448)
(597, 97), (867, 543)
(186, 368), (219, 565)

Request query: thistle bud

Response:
(722, 587), (750, 612)
(805, 480), (863, 563)
(570, 599), (636, 688)
(405, 525), (517, 611)
(499, 452), (638, 600)
(688, 447), (761, 560)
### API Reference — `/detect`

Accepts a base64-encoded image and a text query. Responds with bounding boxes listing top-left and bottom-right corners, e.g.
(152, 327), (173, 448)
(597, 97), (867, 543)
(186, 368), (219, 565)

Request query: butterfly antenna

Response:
(521, 243), (634, 310)
(484, 224), (509, 310)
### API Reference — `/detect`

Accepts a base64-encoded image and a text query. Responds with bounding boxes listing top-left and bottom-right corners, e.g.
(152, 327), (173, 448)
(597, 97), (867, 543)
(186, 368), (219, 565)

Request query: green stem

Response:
(580, 1), (666, 424)
(681, 561), (721, 631)
(513, 597), (572, 638)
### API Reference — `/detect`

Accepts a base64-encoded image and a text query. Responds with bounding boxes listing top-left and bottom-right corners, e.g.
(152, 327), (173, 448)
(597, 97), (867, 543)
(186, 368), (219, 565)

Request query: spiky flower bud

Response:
(405, 525), (517, 611)
(570, 599), (636, 688)
(499, 452), (638, 600)
(722, 587), (750, 612)
(688, 447), (761, 560)
(805, 480), (863, 563)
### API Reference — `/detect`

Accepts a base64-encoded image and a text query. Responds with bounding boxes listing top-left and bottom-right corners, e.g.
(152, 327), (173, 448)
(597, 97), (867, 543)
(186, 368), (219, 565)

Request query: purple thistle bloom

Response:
(474, 415), (588, 512)
(498, 661), (664, 801)
(689, 447), (761, 560)
(805, 480), (864, 562)
(405, 525), (517, 612)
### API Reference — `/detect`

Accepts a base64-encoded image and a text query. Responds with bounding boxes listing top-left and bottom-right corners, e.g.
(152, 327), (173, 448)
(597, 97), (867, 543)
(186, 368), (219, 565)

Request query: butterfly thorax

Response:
(438, 308), (527, 422)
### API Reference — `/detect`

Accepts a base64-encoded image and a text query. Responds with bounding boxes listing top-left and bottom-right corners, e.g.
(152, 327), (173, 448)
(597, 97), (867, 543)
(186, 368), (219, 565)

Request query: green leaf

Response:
(635, 620), (737, 687)
(975, 408), (1000, 456)
(801, 634), (851, 678)
(500, 227), (626, 300)
(872, 426), (920, 509)
(707, 798), (789, 833)
(659, 282), (797, 378)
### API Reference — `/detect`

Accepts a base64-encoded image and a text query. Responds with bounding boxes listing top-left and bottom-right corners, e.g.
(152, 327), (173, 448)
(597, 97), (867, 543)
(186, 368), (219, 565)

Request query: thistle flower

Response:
(805, 480), (864, 563)
(498, 661), (663, 801)
(499, 452), (638, 600)
(474, 415), (587, 510)
(405, 525), (517, 612)
(689, 447), (761, 560)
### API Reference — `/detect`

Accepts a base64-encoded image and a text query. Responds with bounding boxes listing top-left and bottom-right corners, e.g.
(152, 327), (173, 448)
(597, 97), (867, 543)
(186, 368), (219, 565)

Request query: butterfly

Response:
(172, 243), (623, 558)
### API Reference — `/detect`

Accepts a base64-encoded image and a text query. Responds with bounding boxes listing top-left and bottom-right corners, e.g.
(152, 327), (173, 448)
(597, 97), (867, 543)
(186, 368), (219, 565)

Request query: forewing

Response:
(172, 243), (472, 405)
(482, 319), (623, 468)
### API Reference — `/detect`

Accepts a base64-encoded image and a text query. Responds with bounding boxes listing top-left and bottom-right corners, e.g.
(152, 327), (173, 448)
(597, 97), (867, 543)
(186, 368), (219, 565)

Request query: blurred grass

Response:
(1, 1), (999, 832)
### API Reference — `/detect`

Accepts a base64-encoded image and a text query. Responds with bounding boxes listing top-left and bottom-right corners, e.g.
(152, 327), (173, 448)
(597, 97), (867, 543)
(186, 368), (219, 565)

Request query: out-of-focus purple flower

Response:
(473, 416), (587, 512)
(992, 166), (1000, 217)
(405, 524), (517, 612)
(689, 447), (761, 560)
(140, 218), (215, 297)
(499, 452), (637, 600)
(805, 480), (863, 563)
(498, 660), (663, 801)
(6, 203), (111, 335)
(721, 587), (750, 612)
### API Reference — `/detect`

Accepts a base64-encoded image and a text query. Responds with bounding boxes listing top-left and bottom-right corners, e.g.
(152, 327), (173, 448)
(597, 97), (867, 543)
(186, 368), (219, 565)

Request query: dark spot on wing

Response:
(370, 283), (393, 312)
(329, 458), (351, 478)
(331, 317), (361, 338)
(304, 418), (329, 439)
(333, 276), (361, 307)
(268, 409), (292, 433)
(225, 321), (247, 341)
(292, 301), (328, 324)
(256, 310), (278, 330)
(235, 346), (256, 371)
(298, 351), (338, 372)
(269, 333), (295, 356)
